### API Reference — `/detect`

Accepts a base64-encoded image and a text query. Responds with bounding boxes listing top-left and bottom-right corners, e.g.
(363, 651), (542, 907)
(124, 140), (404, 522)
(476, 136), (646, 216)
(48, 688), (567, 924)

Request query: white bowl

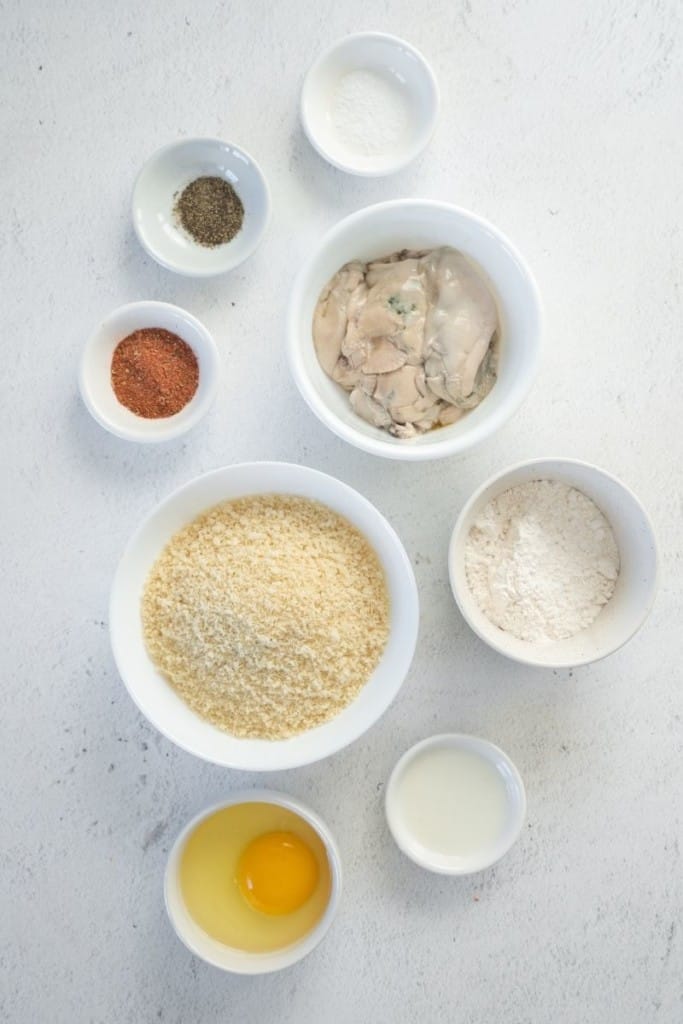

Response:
(301, 32), (439, 176)
(110, 462), (419, 769)
(385, 734), (526, 875)
(287, 199), (542, 461)
(79, 301), (220, 443)
(165, 790), (342, 973)
(448, 458), (659, 667)
(132, 138), (270, 277)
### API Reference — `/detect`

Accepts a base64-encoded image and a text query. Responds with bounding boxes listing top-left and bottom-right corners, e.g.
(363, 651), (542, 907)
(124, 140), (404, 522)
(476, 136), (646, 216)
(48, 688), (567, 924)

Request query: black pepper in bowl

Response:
(174, 176), (244, 247)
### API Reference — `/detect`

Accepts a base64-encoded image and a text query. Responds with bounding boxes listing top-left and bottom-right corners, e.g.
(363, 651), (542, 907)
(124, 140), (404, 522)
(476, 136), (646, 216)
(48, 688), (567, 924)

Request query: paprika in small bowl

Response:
(79, 301), (220, 443)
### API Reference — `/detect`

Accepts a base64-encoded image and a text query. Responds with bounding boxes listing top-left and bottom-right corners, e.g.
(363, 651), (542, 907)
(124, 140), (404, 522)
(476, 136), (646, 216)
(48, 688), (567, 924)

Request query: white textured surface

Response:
(2, 1), (682, 1021)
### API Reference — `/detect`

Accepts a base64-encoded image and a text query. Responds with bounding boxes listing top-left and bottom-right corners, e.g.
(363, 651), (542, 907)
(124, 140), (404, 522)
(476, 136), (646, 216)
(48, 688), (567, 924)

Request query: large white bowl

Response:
(110, 462), (419, 770)
(448, 458), (659, 667)
(287, 199), (542, 461)
(165, 791), (342, 973)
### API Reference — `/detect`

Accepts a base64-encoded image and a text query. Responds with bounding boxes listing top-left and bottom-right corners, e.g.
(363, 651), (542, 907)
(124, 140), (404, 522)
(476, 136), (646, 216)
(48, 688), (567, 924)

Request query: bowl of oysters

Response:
(287, 199), (542, 461)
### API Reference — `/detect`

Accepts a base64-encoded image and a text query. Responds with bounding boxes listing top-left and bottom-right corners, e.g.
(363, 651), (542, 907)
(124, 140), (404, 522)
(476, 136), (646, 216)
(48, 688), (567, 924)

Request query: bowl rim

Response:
(164, 789), (343, 973)
(287, 198), (543, 461)
(300, 31), (440, 177)
(78, 299), (221, 443)
(448, 456), (660, 667)
(385, 733), (527, 875)
(131, 136), (271, 278)
(109, 461), (420, 769)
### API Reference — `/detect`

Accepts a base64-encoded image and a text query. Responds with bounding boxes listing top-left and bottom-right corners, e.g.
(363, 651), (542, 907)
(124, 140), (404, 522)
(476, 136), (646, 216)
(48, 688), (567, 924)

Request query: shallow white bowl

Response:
(132, 138), (270, 277)
(385, 734), (526, 875)
(110, 462), (419, 770)
(165, 790), (342, 973)
(449, 458), (659, 667)
(79, 301), (220, 443)
(287, 199), (542, 461)
(301, 32), (439, 176)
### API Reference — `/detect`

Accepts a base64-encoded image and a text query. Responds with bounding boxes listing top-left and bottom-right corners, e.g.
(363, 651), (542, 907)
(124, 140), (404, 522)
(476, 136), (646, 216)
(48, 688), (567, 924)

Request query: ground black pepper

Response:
(174, 176), (244, 247)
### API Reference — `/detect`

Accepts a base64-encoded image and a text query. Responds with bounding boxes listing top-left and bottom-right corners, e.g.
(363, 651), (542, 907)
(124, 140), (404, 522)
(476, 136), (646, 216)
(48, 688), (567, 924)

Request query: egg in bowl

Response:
(165, 791), (342, 973)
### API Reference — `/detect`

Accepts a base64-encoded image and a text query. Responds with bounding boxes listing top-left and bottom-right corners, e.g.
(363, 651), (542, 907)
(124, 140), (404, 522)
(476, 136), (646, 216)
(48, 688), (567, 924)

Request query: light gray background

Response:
(2, 1), (682, 1022)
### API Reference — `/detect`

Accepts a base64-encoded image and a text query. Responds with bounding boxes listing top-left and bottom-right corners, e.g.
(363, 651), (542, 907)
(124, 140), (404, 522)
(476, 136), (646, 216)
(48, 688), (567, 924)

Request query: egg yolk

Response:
(236, 831), (319, 916)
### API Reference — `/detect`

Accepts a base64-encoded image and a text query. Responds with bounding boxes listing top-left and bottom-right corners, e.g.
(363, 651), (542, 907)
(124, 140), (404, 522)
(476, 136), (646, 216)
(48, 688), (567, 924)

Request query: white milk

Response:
(395, 746), (508, 856)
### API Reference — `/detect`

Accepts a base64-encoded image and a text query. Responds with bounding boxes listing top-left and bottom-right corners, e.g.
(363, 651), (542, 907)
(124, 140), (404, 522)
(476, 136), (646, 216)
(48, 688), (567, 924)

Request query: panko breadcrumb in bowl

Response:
(141, 494), (390, 740)
(110, 462), (419, 771)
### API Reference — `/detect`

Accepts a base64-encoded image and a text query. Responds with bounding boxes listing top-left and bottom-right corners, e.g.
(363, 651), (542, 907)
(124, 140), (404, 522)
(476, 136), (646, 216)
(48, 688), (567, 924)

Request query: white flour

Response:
(465, 480), (620, 643)
(330, 69), (410, 156)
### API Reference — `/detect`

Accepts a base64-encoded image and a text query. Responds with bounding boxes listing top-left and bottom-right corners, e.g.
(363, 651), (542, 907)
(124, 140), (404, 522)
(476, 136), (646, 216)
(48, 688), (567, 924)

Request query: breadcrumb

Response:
(142, 495), (390, 739)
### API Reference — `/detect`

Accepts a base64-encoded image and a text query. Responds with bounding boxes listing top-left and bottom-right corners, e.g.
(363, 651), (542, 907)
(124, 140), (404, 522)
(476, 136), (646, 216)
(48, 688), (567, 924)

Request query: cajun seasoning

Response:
(174, 176), (244, 247)
(111, 328), (199, 419)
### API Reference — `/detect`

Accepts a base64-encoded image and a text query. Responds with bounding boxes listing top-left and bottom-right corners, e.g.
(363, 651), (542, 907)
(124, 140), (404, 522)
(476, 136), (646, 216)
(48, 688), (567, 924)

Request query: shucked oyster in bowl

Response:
(313, 246), (499, 439)
(288, 200), (542, 461)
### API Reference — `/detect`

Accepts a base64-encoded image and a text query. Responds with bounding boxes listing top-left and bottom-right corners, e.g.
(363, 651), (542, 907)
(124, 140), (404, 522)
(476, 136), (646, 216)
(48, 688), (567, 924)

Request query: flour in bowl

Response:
(464, 480), (620, 643)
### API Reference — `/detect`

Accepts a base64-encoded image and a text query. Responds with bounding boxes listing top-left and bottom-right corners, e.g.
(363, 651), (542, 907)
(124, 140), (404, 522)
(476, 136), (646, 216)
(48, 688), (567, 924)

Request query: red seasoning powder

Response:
(111, 328), (199, 418)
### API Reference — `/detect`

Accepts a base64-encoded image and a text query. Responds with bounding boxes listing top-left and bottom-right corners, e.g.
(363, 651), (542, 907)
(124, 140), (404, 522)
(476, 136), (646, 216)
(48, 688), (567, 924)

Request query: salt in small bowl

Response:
(301, 32), (439, 176)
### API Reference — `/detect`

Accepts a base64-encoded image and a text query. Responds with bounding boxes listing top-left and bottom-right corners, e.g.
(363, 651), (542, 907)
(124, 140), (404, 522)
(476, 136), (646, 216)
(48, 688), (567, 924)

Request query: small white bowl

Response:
(165, 790), (342, 973)
(132, 138), (270, 277)
(110, 462), (419, 770)
(449, 458), (659, 667)
(287, 199), (542, 461)
(386, 734), (526, 875)
(301, 32), (439, 176)
(79, 301), (220, 443)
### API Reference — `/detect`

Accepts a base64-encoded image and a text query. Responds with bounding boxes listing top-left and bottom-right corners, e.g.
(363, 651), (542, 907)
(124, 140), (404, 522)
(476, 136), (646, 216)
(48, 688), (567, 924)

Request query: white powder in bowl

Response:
(464, 480), (620, 643)
(330, 68), (410, 156)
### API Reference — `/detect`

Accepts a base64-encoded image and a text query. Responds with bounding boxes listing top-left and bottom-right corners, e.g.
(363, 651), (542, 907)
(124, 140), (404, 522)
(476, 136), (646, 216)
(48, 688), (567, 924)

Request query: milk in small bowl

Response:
(385, 734), (526, 875)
